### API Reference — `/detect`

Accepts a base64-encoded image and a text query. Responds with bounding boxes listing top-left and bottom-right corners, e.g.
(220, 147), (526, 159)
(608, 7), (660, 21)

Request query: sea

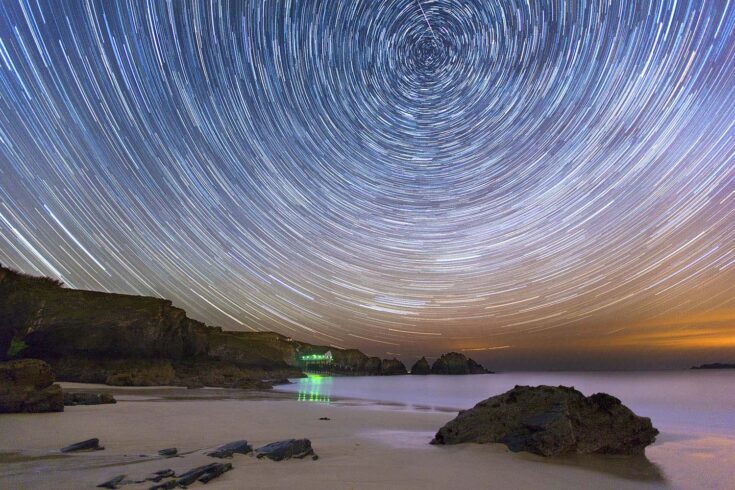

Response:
(276, 370), (735, 489)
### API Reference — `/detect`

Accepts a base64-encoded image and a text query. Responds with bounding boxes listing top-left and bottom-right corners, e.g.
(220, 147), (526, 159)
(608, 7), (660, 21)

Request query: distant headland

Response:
(690, 363), (735, 370)
(0, 264), (490, 393)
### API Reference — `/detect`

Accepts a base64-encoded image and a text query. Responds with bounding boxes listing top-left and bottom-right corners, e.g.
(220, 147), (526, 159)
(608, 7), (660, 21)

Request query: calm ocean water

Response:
(276, 370), (735, 435)
(276, 371), (735, 488)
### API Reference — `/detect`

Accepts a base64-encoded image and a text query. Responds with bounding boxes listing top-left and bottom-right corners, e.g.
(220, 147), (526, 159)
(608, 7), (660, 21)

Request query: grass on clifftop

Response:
(6, 338), (28, 358)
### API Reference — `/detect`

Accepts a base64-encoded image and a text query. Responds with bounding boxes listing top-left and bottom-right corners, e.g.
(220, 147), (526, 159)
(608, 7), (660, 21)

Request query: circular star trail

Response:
(0, 1), (733, 363)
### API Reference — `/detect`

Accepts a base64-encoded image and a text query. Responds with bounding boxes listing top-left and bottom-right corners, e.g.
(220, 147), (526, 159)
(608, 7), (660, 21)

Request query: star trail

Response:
(0, 1), (734, 368)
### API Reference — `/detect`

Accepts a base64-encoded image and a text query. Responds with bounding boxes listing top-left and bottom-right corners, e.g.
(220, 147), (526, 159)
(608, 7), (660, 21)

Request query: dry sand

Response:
(0, 383), (696, 489)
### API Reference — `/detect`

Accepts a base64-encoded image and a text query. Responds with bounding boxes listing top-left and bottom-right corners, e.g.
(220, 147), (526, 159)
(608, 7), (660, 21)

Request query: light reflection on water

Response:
(295, 374), (332, 403)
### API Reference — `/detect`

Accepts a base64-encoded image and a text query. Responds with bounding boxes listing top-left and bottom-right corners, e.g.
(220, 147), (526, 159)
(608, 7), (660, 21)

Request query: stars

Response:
(0, 0), (733, 363)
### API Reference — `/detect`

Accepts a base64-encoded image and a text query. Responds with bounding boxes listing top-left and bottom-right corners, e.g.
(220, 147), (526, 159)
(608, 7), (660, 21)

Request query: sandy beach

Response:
(0, 382), (707, 490)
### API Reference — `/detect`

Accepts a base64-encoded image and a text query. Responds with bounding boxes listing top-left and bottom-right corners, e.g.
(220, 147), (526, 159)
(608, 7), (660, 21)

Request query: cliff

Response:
(0, 265), (406, 386)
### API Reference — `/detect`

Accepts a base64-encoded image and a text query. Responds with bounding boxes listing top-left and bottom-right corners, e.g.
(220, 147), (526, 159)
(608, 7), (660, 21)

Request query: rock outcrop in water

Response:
(409, 357), (431, 375)
(430, 352), (491, 374)
(0, 265), (407, 386)
(0, 358), (63, 413)
(380, 358), (408, 375)
(431, 385), (658, 456)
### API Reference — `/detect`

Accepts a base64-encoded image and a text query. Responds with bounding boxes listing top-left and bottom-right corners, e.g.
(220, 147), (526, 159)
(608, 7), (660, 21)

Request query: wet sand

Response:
(0, 383), (724, 489)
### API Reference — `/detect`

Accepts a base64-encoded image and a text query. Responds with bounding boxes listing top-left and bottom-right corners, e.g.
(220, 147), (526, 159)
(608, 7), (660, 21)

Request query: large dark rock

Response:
(409, 357), (431, 375)
(431, 385), (658, 456)
(0, 359), (64, 413)
(255, 439), (315, 461)
(64, 391), (116, 406)
(430, 352), (490, 375)
(380, 358), (407, 375)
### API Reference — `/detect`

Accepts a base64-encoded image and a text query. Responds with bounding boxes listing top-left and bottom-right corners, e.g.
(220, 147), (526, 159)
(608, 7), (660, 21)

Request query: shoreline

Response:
(1, 379), (734, 489)
(0, 383), (672, 490)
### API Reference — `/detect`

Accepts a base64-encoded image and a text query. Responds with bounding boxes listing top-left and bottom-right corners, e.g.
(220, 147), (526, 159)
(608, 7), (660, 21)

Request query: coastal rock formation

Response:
(255, 438), (316, 461)
(410, 357), (431, 374)
(175, 463), (232, 486)
(380, 358), (408, 375)
(431, 385), (658, 456)
(63, 391), (116, 406)
(207, 440), (252, 458)
(0, 359), (63, 413)
(61, 438), (104, 452)
(430, 352), (490, 375)
(1, 265), (406, 385)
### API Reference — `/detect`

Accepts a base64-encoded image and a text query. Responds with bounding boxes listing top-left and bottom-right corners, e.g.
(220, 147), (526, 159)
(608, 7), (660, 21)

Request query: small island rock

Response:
(380, 358), (407, 375)
(409, 357), (431, 375)
(430, 352), (490, 375)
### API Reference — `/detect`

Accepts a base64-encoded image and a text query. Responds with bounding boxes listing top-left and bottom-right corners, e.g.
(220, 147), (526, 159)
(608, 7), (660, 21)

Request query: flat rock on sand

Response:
(431, 385), (658, 456)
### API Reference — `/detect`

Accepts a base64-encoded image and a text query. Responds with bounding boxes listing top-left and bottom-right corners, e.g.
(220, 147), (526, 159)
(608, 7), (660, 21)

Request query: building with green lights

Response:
(298, 350), (333, 372)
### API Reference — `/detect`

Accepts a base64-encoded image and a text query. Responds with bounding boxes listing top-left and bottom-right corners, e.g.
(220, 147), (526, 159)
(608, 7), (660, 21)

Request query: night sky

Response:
(0, 1), (733, 369)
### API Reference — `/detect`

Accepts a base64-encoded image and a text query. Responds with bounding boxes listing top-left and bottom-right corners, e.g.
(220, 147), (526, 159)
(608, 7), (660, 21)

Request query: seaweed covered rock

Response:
(431, 385), (658, 456)
(0, 359), (63, 413)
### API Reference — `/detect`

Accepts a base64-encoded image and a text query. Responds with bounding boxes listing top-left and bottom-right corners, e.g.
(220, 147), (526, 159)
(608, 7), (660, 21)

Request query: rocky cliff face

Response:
(430, 352), (490, 374)
(431, 385), (658, 456)
(1, 265), (208, 361)
(0, 359), (64, 413)
(0, 265), (403, 385)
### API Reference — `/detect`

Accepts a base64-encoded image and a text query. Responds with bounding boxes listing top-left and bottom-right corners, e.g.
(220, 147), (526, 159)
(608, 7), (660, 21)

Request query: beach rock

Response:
(145, 468), (175, 483)
(176, 463), (224, 486)
(64, 391), (116, 406)
(319, 417), (330, 421)
(148, 480), (177, 490)
(431, 385), (658, 456)
(380, 358), (407, 375)
(255, 438), (315, 461)
(198, 463), (232, 483)
(96, 474), (126, 489)
(207, 440), (252, 458)
(0, 359), (64, 413)
(409, 357), (431, 375)
(158, 448), (177, 457)
(61, 438), (104, 453)
(430, 352), (490, 375)
(147, 469), (175, 481)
